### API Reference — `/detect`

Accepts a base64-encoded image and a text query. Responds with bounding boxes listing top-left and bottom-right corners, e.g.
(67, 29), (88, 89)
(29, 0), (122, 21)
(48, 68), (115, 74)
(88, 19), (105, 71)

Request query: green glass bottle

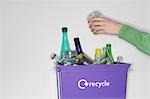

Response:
(60, 27), (71, 58)
(106, 44), (114, 63)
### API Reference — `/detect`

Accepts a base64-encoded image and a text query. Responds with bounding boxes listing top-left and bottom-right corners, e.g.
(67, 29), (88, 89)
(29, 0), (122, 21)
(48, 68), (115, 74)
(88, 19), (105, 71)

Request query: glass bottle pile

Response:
(50, 27), (124, 66)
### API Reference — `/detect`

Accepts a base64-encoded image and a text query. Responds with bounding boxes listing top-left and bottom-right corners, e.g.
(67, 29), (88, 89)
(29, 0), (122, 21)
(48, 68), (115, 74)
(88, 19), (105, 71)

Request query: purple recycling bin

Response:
(56, 64), (130, 99)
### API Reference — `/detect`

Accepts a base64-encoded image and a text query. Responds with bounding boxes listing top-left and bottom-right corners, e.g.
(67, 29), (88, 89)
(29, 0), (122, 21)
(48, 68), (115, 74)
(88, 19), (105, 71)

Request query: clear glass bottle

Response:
(61, 50), (77, 66)
(117, 56), (123, 64)
(50, 53), (63, 65)
(87, 10), (103, 21)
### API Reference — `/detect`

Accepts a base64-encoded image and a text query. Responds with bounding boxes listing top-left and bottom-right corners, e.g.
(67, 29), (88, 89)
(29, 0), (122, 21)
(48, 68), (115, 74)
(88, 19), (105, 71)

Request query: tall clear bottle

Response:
(60, 27), (71, 58)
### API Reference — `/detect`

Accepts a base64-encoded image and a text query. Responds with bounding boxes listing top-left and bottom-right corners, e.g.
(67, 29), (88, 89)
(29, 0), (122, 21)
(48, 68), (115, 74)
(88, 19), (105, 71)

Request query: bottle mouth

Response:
(74, 37), (79, 41)
(106, 44), (111, 47)
(62, 27), (67, 32)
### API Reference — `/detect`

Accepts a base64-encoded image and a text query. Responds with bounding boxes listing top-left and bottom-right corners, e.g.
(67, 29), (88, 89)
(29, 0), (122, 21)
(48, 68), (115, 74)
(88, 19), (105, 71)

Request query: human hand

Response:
(88, 17), (122, 35)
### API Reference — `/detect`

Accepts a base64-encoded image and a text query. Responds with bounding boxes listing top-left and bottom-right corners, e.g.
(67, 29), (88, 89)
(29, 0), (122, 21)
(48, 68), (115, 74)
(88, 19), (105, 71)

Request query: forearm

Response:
(118, 25), (150, 55)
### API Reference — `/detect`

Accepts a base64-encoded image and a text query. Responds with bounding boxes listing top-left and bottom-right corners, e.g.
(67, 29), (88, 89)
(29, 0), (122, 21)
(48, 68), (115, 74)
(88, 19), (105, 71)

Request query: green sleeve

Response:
(118, 25), (150, 55)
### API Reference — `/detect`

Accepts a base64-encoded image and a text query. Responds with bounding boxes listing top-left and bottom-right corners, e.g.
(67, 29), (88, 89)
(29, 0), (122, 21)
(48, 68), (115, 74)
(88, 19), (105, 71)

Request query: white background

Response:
(0, 0), (150, 99)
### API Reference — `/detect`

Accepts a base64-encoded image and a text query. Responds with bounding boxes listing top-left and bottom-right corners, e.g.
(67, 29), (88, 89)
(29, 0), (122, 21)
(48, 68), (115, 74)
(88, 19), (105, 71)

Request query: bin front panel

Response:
(57, 64), (130, 99)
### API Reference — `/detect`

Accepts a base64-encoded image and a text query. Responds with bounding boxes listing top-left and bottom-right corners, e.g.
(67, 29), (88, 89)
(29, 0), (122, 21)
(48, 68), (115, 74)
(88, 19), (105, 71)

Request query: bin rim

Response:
(56, 63), (131, 72)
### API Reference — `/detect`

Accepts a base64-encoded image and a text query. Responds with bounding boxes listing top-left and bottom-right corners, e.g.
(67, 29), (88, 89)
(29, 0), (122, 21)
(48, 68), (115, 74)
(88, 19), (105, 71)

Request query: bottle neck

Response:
(62, 32), (68, 39)
(106, 44), (112, 54)
(107, 46), (112, 55)
(106, 45), (114, 63)
(74, 42), (83, 54)
(62, 32), (70, 50)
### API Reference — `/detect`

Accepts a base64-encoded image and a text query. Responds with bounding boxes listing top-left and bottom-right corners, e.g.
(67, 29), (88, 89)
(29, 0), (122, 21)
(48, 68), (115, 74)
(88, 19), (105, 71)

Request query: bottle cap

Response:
(106, 44), (111, 47)
(50, 53), (56, 60)
(62, 27), (68, 32)
(74, 37), (79, 42)
(74, 37), (80, 45)
(117, 56), (123, 60)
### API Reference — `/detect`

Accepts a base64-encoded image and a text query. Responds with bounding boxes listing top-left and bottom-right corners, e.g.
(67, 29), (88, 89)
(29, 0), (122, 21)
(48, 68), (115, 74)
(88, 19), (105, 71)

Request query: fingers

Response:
(89, 21), (105, 28)
(88, 17), (106, 28)
(88, 17), (107, 34)
(88, 17), (105, 23)
(93, 29), (105, 35)
(90, 26), (105, 34)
